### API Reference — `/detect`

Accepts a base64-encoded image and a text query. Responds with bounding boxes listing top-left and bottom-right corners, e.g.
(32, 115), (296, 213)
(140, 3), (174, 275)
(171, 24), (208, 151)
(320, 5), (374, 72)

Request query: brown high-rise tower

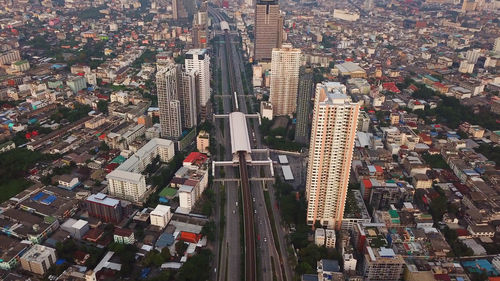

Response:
(254, 0), (283, 61)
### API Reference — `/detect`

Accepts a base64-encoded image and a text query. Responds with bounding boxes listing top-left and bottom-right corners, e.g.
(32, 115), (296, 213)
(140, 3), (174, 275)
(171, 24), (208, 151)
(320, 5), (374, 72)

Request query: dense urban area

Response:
(0, 0), (499, 280)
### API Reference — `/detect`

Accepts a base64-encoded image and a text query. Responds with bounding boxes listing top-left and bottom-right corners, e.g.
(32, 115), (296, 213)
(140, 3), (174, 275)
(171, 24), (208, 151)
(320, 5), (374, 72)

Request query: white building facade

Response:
(185, 49), (210, 118)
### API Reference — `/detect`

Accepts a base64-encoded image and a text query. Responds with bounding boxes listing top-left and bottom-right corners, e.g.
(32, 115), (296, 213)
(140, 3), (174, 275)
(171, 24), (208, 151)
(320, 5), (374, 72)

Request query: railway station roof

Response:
(229, 112), (252, 155)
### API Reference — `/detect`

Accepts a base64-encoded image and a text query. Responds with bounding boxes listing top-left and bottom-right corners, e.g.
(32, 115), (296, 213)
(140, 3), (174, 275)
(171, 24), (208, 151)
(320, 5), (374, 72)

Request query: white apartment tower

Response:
(185, 49), (210, 118)
(269, 44), (301, 116)
(157, 63), (182, 139)
(306, 82), (360, 230)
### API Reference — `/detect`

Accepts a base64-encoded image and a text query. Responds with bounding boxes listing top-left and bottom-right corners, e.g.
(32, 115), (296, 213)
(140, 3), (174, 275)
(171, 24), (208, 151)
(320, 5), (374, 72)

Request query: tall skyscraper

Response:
(157, 62), (198, 139)
(157, 63), (182, 139)
(269, 44), (301, 116)
(461, 0), (477, 12)
(185, 49), (210, 119)
(294, 67), (313, 144)
(364, 0), (374, 11)
(192, 2), (209, 48)
(305, 82), (360, 230)
(254, 0), (283, 61)
(178, 68), (198, 129)
(493, 37), (500, 54)
(173, 0), (196, 20)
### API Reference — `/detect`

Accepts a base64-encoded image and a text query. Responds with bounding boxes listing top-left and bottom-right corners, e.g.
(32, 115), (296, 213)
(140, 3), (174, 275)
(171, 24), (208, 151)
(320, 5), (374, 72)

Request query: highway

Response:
(239, 151), (256, 281)
(209, 7), (292, 281)
(210, 8), (241, 281)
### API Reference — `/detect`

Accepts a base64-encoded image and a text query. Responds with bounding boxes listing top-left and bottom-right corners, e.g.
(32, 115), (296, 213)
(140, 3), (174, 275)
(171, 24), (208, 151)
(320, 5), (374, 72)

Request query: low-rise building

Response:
(58, 175), (80, 190)
(317, 259), (343, 281)
(114, 228), (135, 244)
(0, 141), (16, 153)
(174, 152), (209, 212)
(334, 62), (366, 78)
(11, 60), (30, 72)
(315, 228), (326, 246)
(0, 235), (29, 270)
(86, 193), (129, 224)
(107, 138), (175, 204)
(413, 174), (432, 189)
(363, 247), (405, 281)
(67, 76), (87, 93)
(342, 190), (372, 231)
(197, 130), (210, 154)
(261, 101), (273, 120)
(60, 219), (89, 240)
(150, 204), (172, 228)
(467, 224), (495, 238)
(20, 244), (57, 275)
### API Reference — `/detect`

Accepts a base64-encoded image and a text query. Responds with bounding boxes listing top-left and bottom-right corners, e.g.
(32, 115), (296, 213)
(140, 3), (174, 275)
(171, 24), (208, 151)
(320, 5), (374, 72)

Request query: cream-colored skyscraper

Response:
(269, 44), (301, 116)
(305, 82), (360, 230)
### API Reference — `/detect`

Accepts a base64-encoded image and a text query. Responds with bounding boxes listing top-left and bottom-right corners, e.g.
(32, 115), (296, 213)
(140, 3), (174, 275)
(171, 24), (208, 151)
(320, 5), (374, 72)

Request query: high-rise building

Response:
(254, 0), (283, 61)
(493, 37), (500, 54)
(461, 0), (477, 11)
(192, 25), (208, 49)
(178, 68), (198, 129)
(185, 49), (210, 118)
(0, 49), (21, 65)
(364, 0), (374, 11)
(305, 82), (360, 230)
(295, 67), (313, 143)
(192, 2), (209, 48)
(173, 0), (196, 20)
(157, 62), (198, 138)
(269, 44), (301, 116)
(157, 63), (183, 139)
(465, 48), (481, 64)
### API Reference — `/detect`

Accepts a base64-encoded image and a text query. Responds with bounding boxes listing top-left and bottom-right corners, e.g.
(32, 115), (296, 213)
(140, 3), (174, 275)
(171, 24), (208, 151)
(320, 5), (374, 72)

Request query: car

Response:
(236, 201), (238, 207)
(264, 237), (267, 242)
(253, 197), (255, 202)
(254, 210), (257, 214)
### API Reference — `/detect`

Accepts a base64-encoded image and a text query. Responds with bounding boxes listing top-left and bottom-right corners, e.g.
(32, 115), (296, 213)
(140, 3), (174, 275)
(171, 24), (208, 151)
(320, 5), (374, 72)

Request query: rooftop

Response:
(21, 244), (55, 262)
(151, 204), (171, 216)
(86, 193), (120, 207)
(335, 61), (365, 74)
(229, 112), (252, 155)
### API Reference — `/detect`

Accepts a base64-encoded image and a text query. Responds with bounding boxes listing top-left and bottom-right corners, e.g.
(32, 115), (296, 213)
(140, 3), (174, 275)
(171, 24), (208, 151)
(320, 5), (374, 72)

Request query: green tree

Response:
(201, 220), (216, 242)
(99, 141), (110, 151)
(161, 247), (171, 260)
(429, 194), (447, 221)
(97, 100), (108, 114)
(175, 241), (188, 256)
(176, 249), (212, 281)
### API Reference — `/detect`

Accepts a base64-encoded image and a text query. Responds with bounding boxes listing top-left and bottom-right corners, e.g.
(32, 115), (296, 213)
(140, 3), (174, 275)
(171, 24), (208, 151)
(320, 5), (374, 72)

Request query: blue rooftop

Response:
(301, 274), (319, 281)
(155, 233), (175, 249)
(462, 259), (499, 276)
(321, 259), (340, 272)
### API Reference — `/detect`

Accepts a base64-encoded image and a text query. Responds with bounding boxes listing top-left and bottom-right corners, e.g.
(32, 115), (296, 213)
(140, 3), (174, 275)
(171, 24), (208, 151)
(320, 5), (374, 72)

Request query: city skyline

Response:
(0, 0), (499, 281)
